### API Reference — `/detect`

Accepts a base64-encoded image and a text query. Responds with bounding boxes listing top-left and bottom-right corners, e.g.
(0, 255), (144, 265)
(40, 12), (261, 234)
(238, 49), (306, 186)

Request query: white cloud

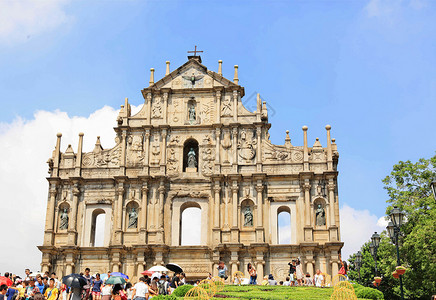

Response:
(365, 0), (427, 18)
(0, 105), (144, 277)
(340, 204), (387, 261)
(0, 0), (72, 45)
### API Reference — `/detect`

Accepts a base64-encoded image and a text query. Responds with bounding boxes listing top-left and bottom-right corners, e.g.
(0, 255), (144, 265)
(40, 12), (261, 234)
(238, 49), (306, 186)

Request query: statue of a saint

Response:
(315, 204), (326, 226)
(189, 104), (196, 123)
(128, 207), (138, 229)
(60, 208), (69, 230)
(187, 148), (197, 168)
(243, 206), (253, 227)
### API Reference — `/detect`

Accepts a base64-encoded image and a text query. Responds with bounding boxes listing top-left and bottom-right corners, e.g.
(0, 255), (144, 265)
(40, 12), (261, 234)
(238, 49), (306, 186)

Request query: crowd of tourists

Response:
(0, 269), (187, 300)
(0, 257), (348, 300)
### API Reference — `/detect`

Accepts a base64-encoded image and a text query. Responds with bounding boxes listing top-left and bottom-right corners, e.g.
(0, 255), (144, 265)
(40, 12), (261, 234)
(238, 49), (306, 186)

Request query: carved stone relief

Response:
(221, 96), (232, 116)
(82, 144), (121, 168)
(151, 97), (163, 119)
(201, 148), (214, 176)
(167, 148), (179, 174)
(126, 135), (144, 167)
(151, 141), (161, 165)
(238, 129), (256, 162)
(221, 130), (232, 164)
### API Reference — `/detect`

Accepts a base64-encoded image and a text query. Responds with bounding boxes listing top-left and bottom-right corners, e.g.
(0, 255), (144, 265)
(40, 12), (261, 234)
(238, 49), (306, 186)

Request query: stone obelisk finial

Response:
(149, 68), (155, 86)
(166, 61), (170, 76)
(302, 126), (309, 171)
(218, 60), (223, 76)
(233, 65), (239, 84)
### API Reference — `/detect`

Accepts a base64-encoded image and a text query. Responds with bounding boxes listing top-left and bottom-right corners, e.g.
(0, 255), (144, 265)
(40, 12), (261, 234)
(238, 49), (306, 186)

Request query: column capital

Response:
(116, 187), (125, 196)
(49, 189), (57, 197)
(255, 185), (264, 193)
(231, 185), (239, 192)
(302, 183), (311, 191)
(213, 185), (221, 193)
(327, 184), (335, 191)
(72, 187), (80, 196)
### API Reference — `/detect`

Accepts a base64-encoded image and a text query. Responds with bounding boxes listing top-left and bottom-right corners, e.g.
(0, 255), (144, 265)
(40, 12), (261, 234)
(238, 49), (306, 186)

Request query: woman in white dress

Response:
(314, 270), (324, 287)
(295, 259), (304, 286)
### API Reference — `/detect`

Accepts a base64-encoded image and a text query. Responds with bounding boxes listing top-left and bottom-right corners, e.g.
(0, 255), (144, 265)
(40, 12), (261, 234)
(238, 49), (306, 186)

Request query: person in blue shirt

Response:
(35, 277), (45, 294)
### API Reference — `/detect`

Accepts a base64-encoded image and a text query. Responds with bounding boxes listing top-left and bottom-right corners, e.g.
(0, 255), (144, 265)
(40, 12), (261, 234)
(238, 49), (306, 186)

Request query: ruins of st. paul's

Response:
(39, 54), (343, 281)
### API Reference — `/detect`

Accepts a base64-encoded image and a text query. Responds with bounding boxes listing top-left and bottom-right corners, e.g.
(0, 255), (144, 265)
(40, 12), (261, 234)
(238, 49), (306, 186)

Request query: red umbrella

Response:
(0, 276), (13, 286)
(141, 271), (153, 276)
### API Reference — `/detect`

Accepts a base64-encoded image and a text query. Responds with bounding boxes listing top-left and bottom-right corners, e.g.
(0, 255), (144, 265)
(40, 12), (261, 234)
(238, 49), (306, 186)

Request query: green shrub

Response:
(355, 286), (384, 300)
(172, 284), (194, 297)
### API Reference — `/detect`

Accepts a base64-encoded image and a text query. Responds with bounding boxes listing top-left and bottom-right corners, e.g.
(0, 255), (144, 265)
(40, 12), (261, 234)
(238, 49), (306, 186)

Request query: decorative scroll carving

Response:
(182, 264), (210, 274)
(82, 144), (121, 168)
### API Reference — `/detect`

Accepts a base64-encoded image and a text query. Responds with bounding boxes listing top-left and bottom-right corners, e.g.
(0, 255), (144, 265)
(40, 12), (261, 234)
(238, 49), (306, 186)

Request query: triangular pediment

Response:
(148, 58), (239, 91)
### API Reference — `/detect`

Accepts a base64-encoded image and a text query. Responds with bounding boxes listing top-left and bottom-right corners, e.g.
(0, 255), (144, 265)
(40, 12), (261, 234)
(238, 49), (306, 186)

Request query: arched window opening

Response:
(277, 207), (291, 244)
(183, 139), (199, 172)
(180, 205), (201, 245)
(90, 209), (105, 247)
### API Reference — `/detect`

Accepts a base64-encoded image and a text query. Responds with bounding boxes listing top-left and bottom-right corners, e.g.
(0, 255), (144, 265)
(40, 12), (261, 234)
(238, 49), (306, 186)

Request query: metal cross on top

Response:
(187, 45), (203, 56)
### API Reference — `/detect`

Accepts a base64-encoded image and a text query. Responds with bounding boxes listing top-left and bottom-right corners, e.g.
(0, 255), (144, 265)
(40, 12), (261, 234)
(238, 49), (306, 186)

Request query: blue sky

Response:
(0, 0), (435, 274)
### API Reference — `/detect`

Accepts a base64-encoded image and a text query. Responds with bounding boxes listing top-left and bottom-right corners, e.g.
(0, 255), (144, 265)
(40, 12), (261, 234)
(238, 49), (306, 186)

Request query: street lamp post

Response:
(370, 232), (381, 287)
(355, 251), (362, 284)
(387, 206), (405, 300)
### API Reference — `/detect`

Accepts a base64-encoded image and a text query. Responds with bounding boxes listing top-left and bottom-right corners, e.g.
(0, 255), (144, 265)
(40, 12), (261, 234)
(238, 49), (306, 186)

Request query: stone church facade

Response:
(39, 56), (343, 281)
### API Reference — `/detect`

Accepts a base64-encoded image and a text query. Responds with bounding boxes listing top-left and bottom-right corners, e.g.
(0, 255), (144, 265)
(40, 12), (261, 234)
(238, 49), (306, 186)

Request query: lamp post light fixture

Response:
(370, 231), (381, 287)
(355, 251), (362, 284)
(387, 206), (406, 300)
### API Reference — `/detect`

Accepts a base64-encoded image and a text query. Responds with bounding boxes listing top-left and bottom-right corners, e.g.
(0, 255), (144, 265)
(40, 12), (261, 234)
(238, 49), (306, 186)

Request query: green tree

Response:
(350, 155), (436, 299)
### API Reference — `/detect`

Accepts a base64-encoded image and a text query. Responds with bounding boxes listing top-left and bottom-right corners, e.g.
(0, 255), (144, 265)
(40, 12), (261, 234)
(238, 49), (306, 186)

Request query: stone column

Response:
(215, 90), (221, 123)
(233, 90), (238, 122)
(256, 126), (262, 172)
(46, 187), (57, 231)
(255, 183), (264, 243)
(331, 260), (339, 277)
(232, 127), (238, 169)
(303, 183), (311, 226)
(328, 183), (336, 226)
(160, 129), (167, 174)
(214, 183), (221, 228)
(256, 261), (264, 283)
(215, 127), (221, 170)
(144, 129), (150, 169)
(120, 130), (127, 175)
(157, 180), (165, 243)
(326, 125), (333, 171)
(74, 133), (84, 177)
(68, 185), (80, 245)
(65, 264), (73, 276)
(223, 185), (230, 229)
(230, 250), (239, 277)
(146, 93), (152, 125)
(162, 92), (168, 124)
(114, 184), (124, 244)
(231, 183), (238, 228)
(140, 184), (148, 243)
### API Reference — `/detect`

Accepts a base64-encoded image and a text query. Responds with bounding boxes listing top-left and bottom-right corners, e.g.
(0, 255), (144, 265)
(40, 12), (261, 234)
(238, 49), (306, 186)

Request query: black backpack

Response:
(157, 281), (167, 295)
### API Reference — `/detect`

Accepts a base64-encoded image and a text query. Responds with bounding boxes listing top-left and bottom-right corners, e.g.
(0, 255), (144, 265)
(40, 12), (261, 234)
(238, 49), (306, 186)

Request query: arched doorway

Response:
(90, 209), (106, 247)
(183, 139), (199, 172)
(180, 204), (201, 245)
(277, 207), (291, 244)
